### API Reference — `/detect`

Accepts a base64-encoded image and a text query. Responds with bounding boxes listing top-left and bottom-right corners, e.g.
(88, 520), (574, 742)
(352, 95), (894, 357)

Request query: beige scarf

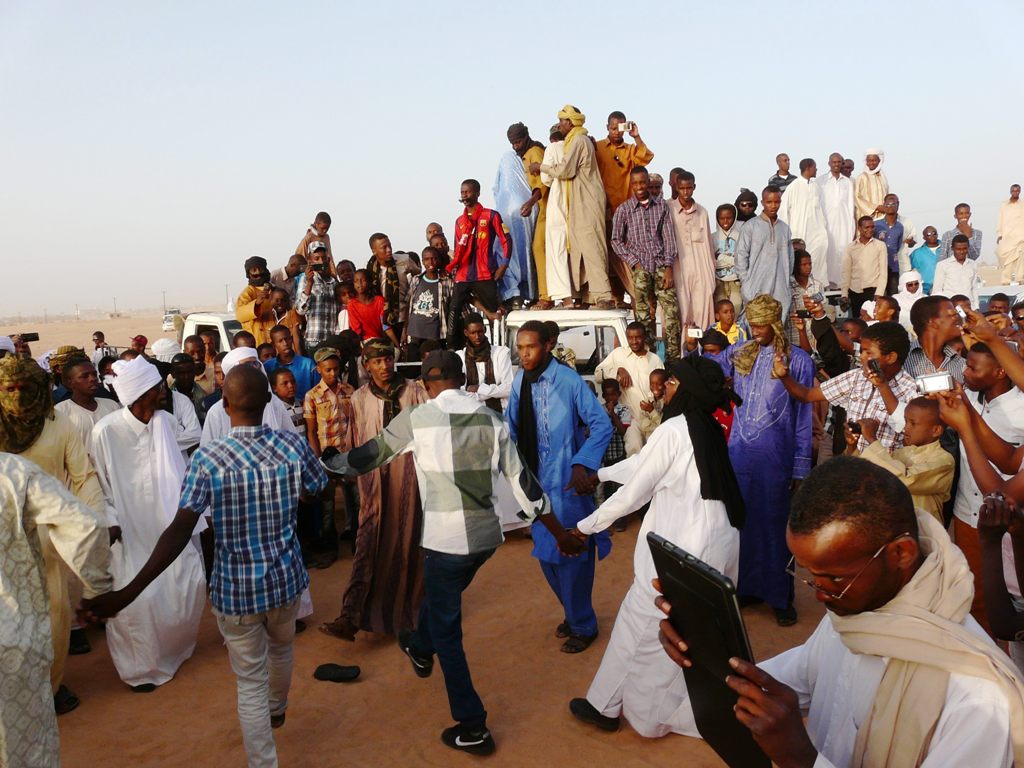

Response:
(831, 511), (1024, 767)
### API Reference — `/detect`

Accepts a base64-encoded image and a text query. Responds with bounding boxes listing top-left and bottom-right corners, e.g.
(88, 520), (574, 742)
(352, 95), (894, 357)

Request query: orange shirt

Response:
(594, 138), (655, 215)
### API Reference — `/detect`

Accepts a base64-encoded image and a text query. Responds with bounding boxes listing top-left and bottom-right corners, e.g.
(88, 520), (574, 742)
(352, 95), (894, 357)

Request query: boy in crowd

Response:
(270, 368), (304, 432)
(202, 351), (228, 412)
(264, 325), (320, 403)
(335, 281), (353, 333)
(304, 347), (357, 566)
(257, 343), (275, 363)
(933, 234), (980, 307)
(232, 331), (257, 349)
(910, 226), (942, 293)
(296, 211), (334, 265)
(849, 397), (954, 522)
(713, 204), (742, 311)
(710, 299), (747, 345)
(598, 379), (631, 519)
(404, 246), (453, 360)
(546, 321), (577, 370)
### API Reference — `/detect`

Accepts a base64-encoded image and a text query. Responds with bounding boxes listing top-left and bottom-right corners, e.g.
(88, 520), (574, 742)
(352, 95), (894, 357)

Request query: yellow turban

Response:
(732, 293), (790, 378)
(558, 105), (588, 147)
(558, 105), (586, 127)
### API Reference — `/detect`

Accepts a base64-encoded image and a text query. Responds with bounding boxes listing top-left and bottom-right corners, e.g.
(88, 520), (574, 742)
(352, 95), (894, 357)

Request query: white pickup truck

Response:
(176, 312), (243, 352)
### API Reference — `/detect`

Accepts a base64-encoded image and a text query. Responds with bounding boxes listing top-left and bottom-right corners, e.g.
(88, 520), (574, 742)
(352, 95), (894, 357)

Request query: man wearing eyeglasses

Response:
(595, 111), (654, 305)
(655, 457), (1023, 768)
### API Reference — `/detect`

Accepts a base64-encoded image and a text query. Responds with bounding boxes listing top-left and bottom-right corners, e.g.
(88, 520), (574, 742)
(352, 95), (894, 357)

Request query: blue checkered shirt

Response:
(178, 425), (327, 615)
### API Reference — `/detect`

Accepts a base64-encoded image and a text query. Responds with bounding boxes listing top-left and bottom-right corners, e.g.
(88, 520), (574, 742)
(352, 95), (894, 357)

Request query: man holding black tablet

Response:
(656, 457), (1024, 768)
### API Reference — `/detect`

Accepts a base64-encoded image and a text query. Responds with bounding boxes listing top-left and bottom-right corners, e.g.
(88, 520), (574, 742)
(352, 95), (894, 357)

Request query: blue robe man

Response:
(508, 334), (611, 646)
(493, 150), (539, 304)
(707, 294), (813, 617)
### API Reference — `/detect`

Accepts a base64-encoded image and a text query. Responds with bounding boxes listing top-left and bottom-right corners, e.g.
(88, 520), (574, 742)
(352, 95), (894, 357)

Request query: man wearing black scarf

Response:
(567, 355), (746, 736)
(458, 314), (513, 414)
(509, 321), (613, 654)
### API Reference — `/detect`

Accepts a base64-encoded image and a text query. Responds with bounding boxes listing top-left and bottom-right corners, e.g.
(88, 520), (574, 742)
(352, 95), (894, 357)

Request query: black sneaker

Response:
(398, 630), (433, 678)
(569, 698), (620, 732)
(441, 724), (495, 756)
(68, 627), (91, 655)
(774, 605), (798, 627)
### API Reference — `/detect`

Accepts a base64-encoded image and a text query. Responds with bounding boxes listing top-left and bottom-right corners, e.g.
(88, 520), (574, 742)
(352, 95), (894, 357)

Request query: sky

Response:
(1, 0), (1021, 317)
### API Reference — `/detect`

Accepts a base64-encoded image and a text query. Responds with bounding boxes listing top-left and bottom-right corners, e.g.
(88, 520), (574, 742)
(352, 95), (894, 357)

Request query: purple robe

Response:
(709, 343), (814, 609)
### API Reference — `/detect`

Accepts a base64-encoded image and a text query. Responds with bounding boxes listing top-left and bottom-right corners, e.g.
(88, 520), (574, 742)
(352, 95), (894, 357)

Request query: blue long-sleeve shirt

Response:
(508, 359), (612, 564)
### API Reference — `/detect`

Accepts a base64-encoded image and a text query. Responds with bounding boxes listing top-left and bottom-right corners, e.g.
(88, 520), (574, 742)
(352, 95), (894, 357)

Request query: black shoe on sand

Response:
(398, 630), (433, 678)
(569, 698), (620, 732)
(441, 724), (495, 756)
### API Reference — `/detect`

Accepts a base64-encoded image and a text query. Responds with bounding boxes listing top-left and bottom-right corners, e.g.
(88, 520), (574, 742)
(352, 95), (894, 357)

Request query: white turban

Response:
(151, 338), (179, 362)
(111, 356), (162, 406)
(222, 346), (261, 377)
(864, 148), (885, 175)
(0, 336), (15, 355)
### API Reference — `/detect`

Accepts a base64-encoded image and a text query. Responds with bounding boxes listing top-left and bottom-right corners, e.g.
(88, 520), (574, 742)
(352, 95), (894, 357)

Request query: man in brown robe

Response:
(320, 339), (428, 640)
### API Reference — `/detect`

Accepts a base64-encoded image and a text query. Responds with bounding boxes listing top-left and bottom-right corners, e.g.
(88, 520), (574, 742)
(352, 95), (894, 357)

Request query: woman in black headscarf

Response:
(566, 354), (745, 739)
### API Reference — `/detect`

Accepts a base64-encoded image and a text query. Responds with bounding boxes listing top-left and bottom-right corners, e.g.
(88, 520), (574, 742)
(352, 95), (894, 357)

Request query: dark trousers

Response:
(446, 280), (500, 349)
(539, 554), (598, 636)
(849, 287), (876, 320)
(409, 547), (495, 730)
(886, 269), (900, 296)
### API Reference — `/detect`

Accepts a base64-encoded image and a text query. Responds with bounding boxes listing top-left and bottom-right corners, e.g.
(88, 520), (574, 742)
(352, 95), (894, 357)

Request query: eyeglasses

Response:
(785, 532), (910, 601)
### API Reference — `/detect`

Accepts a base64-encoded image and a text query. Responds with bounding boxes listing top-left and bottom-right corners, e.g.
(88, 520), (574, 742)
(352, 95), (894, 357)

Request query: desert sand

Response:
(1, 314), (179, 359)
(57, 525), (824, 767)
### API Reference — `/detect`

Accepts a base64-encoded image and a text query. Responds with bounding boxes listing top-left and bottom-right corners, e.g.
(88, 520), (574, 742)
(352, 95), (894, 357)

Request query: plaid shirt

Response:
(610, 196), (678, 272)
(303, 380), (354, 450)
(602, 402), (631, 464)
(820, 367), (917, 451)
(902, 344), (967, 384)
(335, 388), (550, 555)
(178, 425), (327, 615)
(295, 272), (340, 345)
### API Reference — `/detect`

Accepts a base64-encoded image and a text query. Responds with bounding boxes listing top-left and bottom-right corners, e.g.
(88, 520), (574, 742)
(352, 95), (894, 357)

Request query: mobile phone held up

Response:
(687, 328), (703, 339)
(867, 358), (883, 378)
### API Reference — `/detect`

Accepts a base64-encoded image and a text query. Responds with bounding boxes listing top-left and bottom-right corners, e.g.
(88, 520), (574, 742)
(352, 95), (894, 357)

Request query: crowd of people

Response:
(4, 102), (1024, 768)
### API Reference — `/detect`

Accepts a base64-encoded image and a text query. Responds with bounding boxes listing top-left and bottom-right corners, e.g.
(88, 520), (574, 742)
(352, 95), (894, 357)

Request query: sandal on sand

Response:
(313, 663), (361, 683)
(561, 633), (598, 654)
(319, 617), (358, 641)
(555, 621), (571, 639)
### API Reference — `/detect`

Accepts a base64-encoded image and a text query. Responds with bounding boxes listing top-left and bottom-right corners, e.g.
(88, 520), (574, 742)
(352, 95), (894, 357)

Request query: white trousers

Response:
(216, 598), (300, 768)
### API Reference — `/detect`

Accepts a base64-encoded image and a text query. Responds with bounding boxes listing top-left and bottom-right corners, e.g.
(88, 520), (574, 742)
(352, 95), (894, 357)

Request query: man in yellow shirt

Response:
(594, 111), (654, 304)
(508, 123), (552, 308)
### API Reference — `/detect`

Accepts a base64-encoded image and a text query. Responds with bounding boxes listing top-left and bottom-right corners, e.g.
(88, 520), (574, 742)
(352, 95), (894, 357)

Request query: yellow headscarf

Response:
(732, 294), (790, 377)
(0, 356), (53, 453)
(558, 105), (588, 147)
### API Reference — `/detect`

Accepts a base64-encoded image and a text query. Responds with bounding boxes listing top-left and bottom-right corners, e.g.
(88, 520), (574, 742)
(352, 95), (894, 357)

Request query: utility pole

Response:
(162, 291), (166, 313)
(43, 308), (47, 324)
(113, 296), (117, 315)
(75, 303), (80, 321)
(224, 283), (229, 304)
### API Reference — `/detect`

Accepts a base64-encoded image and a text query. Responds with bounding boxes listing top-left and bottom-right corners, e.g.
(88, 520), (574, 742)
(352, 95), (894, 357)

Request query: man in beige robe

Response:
(668, 171), (717, 331)
(997, 184), (1024, 283)
(531, 105), (613, 308)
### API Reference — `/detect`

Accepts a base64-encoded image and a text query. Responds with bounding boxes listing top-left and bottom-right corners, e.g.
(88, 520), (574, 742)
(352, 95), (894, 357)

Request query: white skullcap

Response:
(111, 356), (162, 406)
(222, 346), (260, 377)
(0, 336), (15, 355)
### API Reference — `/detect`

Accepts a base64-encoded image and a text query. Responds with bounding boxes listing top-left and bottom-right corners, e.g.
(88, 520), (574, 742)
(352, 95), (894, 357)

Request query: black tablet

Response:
(647, 532), (770, 768)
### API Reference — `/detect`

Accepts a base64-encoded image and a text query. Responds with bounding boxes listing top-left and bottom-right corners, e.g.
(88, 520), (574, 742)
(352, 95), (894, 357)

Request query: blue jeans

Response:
(409, 548), (495, 730)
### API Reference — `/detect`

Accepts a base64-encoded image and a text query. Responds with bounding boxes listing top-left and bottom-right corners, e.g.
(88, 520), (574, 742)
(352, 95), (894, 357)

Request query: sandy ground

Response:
(58, 525), (824, 767)
(1, 314), (176, 359)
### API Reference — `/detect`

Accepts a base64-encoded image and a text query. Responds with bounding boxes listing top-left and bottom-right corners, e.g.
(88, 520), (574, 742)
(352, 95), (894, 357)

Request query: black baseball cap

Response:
(421, 350), (463, 381)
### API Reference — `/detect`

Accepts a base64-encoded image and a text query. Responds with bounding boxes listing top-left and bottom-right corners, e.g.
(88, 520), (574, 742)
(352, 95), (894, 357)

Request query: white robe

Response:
(817, 173), (855, 286)
(169, 389), (201, 461)
(541, 142), (571, 301)
(55, 397), (121, 453)
(91, 409), (207, 687)
(576, 416), (740, 737)
(200, 396), (293, 446)
(779, 177), (830, 283)
(762, 614), (1013, 768)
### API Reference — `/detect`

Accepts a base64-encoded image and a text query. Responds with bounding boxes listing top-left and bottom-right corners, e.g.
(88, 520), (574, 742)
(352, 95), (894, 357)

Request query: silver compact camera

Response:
(915, 372), (953, 394)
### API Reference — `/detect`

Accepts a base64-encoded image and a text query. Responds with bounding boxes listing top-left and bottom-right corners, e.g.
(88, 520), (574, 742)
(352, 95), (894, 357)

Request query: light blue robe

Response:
(508, 358), (612, 564)
(493, 150), (538, 302)
(735, 215), (795, 318)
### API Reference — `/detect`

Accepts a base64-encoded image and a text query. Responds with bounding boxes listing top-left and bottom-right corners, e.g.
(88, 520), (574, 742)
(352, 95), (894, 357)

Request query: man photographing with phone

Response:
(655, 457), (1024, 768)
